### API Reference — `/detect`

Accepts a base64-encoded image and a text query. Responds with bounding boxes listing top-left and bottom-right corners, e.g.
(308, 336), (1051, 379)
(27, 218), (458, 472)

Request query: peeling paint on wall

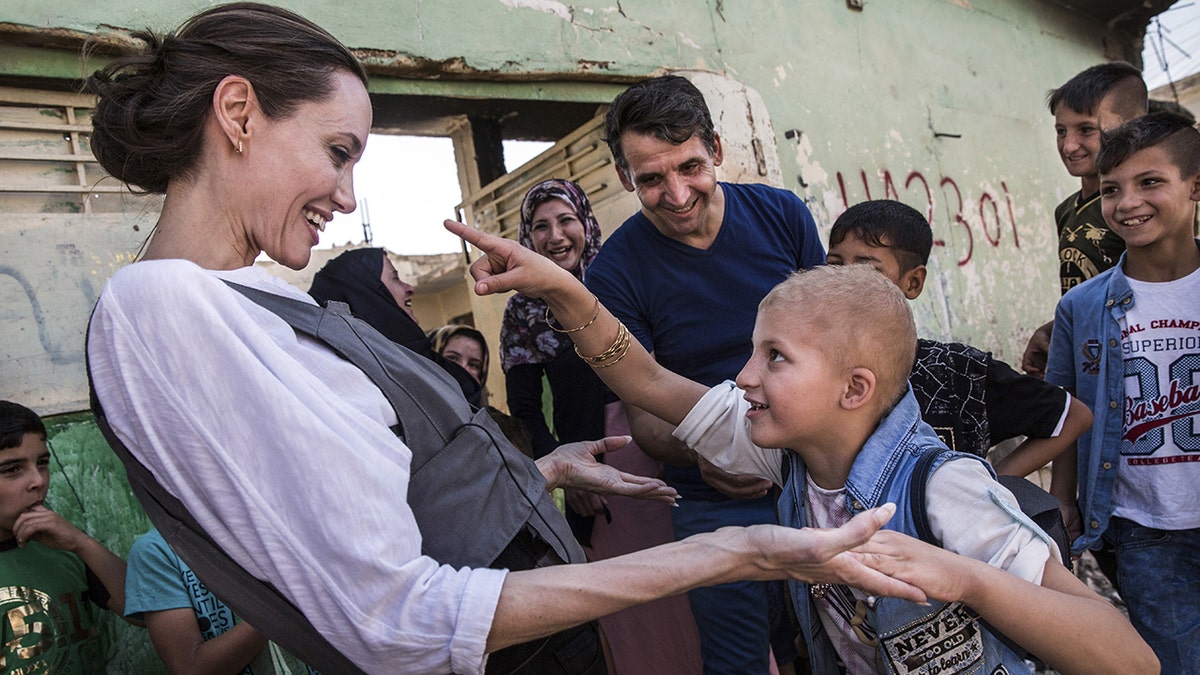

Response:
(499, 0), (572, 21)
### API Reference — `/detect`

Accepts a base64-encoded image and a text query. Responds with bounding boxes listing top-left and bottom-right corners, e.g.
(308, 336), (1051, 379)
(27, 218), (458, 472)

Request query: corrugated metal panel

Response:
(0, 87), (154, 214)
(460, 114), (633, 240)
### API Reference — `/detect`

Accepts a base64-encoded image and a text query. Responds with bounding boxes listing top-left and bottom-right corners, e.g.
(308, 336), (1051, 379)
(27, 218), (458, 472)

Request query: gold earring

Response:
(236, 140), (243, 154)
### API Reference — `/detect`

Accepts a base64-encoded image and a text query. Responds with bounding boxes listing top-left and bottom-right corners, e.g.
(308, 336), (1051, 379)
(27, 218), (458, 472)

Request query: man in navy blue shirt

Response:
(586, 75), (825, 675)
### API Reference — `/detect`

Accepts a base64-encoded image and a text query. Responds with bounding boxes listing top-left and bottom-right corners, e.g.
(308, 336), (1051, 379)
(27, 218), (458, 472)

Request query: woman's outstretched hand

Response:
(746, 505), (929, 604)
(444, 219), (577, 299)
(537, 436), (679, 505)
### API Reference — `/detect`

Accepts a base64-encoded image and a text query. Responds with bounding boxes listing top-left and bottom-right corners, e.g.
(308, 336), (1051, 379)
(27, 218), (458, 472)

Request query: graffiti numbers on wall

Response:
(783, 131), (1021, 267)
(834, 169), (1019, 267)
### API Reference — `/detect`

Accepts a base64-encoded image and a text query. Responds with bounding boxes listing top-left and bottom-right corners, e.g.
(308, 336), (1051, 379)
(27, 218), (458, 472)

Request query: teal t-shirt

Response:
(0, 539), (107, 674)
(126, 528), (316, 675)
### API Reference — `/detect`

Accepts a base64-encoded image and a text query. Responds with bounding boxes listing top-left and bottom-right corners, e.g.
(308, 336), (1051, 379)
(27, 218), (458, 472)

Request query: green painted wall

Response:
(1, 0), (1114, 364)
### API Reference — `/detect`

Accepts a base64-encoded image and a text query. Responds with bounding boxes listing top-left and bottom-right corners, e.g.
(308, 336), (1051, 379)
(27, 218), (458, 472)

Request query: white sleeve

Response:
(88, 262), (504, 674)
(926, 458), (1056, 584)
(672, 381), (785, 485)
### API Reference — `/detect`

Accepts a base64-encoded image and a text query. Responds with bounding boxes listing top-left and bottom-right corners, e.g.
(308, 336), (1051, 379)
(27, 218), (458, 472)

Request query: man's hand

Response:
(13, 506), (87, 551)
(1022, 320), (1054, 378)
(697, 454), (772, 499)
(538, 436), (678, 504)
(564, 488), (608, 518)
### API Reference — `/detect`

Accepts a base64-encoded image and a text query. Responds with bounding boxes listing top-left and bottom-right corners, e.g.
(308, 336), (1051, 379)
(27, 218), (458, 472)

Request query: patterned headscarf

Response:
(500, 179), (603, 371)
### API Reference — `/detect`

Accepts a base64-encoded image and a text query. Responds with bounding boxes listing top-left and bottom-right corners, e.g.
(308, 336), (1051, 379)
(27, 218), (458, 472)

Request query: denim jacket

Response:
(777, 390), (1031, 674)
(1045, 255), (1134, 555)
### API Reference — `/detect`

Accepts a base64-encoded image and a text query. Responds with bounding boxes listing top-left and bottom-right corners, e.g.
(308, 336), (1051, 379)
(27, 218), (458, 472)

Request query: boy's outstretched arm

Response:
(446, 219), (708, 425)
(13, 506), (130, 617)
(488, 504), (927, 651)
(855, 532), (1158, 674)
(992, 395), (1093, 478)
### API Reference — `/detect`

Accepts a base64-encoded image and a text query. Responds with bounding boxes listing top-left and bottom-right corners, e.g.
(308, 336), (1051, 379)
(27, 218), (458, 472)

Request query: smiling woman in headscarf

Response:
(310, 247), (482, 406)
(500, 180), (606, 458)
(499, 179), (703, 675)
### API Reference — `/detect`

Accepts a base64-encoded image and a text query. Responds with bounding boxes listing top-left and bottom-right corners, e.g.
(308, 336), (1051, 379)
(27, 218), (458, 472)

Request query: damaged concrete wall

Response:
(0, 0), (1146, 411)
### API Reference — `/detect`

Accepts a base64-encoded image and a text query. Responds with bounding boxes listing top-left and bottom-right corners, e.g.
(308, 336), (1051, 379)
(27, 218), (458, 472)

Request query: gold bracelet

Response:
(545, 295), (600, 334)
(575, 320), (631, 368)
(575, 321), (626, 362)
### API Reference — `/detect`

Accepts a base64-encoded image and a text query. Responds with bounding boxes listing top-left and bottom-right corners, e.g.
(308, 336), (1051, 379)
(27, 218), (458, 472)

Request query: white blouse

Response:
(88, 259), (506, 674)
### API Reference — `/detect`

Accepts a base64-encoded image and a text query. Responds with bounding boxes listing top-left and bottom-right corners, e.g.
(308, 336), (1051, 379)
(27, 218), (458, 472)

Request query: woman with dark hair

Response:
(500, 179), (702, 674)
(309, 248), (483, 405)
(83, 4), (926, 673)
(428, 324), (490, 386)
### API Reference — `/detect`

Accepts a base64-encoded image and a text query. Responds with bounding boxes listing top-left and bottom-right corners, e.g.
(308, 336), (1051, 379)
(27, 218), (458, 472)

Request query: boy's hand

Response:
(1060, 502), (1082, 544)
(697, 455), (772, 499)
(564, 488), (608, 518)
(12, 505), (87, 552)
(849, 528), (977, 604)
(1021, 321), (1054, 378)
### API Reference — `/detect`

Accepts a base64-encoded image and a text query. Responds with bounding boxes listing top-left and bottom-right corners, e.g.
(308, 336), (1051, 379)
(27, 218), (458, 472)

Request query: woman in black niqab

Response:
(309, 247), (482, 406)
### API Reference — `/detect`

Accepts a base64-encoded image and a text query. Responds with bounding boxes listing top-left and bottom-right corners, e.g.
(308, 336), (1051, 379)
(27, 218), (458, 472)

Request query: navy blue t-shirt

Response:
(586, 182), (824, 496)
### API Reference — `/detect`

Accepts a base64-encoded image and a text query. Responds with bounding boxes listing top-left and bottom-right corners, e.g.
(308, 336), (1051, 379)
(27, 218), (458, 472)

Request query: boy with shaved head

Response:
(446, 220), (1157, 674)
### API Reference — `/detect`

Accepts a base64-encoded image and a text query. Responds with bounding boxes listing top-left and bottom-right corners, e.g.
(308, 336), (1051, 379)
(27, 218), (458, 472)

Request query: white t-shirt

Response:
(88, 260), (506, 675)
(674, 381), (1054, 670)
(1116, 266), (1200, 530)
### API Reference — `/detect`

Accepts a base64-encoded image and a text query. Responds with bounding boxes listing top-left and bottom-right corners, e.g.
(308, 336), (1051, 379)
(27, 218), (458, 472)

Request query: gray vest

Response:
(228, 282), (585, 569)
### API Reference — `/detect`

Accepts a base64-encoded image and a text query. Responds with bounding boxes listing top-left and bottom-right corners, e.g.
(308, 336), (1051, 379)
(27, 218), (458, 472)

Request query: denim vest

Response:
(778, 390), (1031, 674)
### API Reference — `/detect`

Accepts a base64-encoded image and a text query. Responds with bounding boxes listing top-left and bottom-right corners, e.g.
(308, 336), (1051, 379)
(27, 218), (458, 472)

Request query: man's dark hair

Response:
(604, 75), (715, 176)
(1097, 111), (1200, 177)
(829, 200), (933, 271)
(0, 401), (46, 450)
(1047, 61), (1147, 120)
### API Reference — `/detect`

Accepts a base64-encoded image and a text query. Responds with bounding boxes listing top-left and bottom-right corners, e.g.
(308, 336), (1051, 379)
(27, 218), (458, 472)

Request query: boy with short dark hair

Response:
(447, 220), (1158, 674)
(1023, 62), (1148, 377)
(1046, 111), (1200, 670)
(826, 199), (1093, 479)
(1048, 62), (1148, 294)
(0, 400), (130, 672)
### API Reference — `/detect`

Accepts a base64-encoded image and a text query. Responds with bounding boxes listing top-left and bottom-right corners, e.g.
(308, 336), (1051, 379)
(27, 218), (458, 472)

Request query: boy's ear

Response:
(900, 265), (927, 300)
(1189, 172), (1200, 203)
(841, 367), (877, 411)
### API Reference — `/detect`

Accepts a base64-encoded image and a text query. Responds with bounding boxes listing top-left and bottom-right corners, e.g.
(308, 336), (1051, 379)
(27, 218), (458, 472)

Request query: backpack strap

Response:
(909, 446), (949, 547)
(226, 281), (467, 450)
(908, 445), (1073, 660)
(86, 333), (364, 675)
